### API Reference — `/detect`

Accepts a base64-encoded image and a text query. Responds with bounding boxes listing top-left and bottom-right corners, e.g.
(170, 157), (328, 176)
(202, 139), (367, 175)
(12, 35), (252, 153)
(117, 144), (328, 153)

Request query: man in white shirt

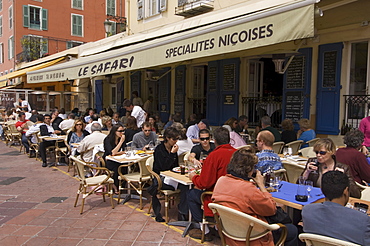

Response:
(123, 99), (146, 128)
(77, 123), (107, 162)
(17, 97), (32, 112)
(59, 113), (76, 131)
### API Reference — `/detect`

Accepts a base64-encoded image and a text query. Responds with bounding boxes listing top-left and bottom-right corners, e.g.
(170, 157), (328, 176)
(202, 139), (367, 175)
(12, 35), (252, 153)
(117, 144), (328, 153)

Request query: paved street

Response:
(0, 141), (220, 246)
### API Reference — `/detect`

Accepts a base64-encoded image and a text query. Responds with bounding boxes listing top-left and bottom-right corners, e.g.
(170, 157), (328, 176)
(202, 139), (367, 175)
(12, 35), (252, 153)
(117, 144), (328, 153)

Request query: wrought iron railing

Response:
(343, 95), (370, 131)
(241, 96), (282, 128)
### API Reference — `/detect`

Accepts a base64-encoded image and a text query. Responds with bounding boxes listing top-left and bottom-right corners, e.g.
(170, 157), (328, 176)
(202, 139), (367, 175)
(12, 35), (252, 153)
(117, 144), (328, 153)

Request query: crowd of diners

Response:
(1, 96), (370, 245)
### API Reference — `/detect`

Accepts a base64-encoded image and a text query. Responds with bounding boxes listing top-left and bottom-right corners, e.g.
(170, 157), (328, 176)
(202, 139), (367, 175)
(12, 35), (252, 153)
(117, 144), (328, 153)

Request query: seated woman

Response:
(335, 130), (370, 184)
(103, 124), (126, 192)
(148, 127), (189, 222)
(302, 138), (361, 198)
(124, 116), (141, 144)
(297, 118), (316, 148)
(148, 116), (159, 134)
(281, 119), (297, 144)
(67, 120), (89, 148)
(222, 117), (238, 132)
(101, 115), (113, 132)
(172, 122), (193, 156)
(212, 146), (298, 246)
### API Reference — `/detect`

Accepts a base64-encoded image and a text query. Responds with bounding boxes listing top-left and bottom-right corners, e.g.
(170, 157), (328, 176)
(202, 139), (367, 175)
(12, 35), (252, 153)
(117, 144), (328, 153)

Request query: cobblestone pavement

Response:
(0, 141), (221, 246)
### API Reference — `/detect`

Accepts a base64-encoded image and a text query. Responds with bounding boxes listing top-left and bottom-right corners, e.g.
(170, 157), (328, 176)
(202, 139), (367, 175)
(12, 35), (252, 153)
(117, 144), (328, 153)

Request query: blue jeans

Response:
(21, 134), (30, 153)
(187, 188), (204, 223)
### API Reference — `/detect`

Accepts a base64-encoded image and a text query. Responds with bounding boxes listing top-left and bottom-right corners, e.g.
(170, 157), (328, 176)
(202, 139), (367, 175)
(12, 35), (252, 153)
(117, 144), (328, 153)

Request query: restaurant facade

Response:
(24, 0), (370, 140)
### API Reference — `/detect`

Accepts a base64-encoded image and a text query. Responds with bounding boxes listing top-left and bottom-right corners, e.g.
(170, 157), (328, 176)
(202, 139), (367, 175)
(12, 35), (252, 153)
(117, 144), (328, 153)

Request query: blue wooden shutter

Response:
(95, 80), (103, 113)
(23, 5), (29, 27)
(42, 9), (48, 30)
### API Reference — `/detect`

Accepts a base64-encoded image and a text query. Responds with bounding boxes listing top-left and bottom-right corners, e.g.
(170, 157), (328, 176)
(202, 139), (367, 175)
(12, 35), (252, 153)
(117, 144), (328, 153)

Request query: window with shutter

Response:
(0, 43), (3, 64)
(0, 16), (2, 37)
(72, 14), (83, 36)
(23, 5), (47, 30)
(0, 0), (2, 12)
(23, 5), (29, 27)
(8, 6), (12, 29)
(137, 0), (143, 20)
(8, 36), (13, 59)
(72, 0), (83, 10)
(107, 0), (116, 16)
(159, 0), (166, 12)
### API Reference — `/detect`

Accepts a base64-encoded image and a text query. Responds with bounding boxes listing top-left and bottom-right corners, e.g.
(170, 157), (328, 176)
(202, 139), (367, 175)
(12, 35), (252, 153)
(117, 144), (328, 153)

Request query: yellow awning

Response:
(0, 57), (66, 85)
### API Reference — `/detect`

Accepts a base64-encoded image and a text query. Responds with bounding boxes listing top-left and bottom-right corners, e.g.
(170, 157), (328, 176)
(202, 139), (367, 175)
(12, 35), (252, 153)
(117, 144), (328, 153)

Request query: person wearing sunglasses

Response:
(67, 120), (89, 148)
(302, 138), (361, 198)
(103, 124), (127, 190)
(189, 129), (215, 163)
(132, 122), (158, 150)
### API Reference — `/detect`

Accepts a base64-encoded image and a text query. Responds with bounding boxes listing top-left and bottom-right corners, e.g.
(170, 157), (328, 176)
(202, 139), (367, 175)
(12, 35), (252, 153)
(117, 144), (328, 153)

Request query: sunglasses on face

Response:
(315, 151), (327, 155)
(117, 130), (125, 132)
(143, 130), (151, 132)
(76, 124), (83, 126)
(200, 137), (210, 141)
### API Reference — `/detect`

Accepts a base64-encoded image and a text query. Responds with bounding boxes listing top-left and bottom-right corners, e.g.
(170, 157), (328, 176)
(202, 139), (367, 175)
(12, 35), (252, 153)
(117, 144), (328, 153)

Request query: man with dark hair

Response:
(50, 109), (63, 134)
(132, 122), (158, 150)
(17, 97), (31, 112)
(123, 99), (146, 128)
(189, 129), (215, 161)
(29, 109), (38, 123)
(234, 115), (248, 134)
(186, 119), (209, 144)
(15, 112), (30, 155)
(85, 113), (100, 133)
(302, 171), (370, 245)
(187, 127), (236, 241)
(261, 115), (281, 142)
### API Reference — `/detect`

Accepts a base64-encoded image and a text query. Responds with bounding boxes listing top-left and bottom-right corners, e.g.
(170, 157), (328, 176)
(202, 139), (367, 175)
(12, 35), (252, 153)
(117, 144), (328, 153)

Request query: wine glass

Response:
(283, 147), (288, 157)
(287, 147), (293, 156)
(305, 180), (313, 198)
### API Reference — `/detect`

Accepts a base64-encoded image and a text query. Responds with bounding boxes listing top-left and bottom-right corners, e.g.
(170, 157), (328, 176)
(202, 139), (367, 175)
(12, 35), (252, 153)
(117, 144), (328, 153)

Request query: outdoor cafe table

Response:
(271, 181), (325, 210)
(106, 153), (152, 204)
(161, 170), (194, 237)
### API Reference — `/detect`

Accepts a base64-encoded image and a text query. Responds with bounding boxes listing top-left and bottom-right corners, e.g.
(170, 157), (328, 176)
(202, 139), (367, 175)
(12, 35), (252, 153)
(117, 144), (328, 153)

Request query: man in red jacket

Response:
(187, 126), (236, 241)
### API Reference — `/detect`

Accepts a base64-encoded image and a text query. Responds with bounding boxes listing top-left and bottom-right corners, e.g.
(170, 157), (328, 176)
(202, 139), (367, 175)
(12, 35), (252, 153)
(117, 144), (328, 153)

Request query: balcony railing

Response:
(343, 95), (370, 131)
(175, 0), (214, 17)
(241, 96), (282, 128)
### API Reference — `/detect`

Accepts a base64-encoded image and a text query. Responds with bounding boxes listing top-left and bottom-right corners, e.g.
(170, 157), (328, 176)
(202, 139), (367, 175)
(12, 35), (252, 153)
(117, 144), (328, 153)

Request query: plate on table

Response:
(172, 166), (195, 173)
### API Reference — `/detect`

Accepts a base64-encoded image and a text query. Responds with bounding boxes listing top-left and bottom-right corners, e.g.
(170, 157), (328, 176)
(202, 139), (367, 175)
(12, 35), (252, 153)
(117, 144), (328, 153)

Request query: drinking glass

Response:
(287, 147), (293, 156)
(125, 147), (132, 157)
(273, 176), (282, 192)
(305, 180), (313, 198)
(283, 147), (289, 157)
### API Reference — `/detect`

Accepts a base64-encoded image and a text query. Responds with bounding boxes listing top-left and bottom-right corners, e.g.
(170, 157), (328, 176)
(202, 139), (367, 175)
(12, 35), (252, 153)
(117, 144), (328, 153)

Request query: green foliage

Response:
(20, 36), (47, 62)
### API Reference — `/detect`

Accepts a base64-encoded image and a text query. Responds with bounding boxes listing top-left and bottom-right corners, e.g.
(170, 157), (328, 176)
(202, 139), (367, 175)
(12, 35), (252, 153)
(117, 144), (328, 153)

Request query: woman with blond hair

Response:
(67, 120), (89, 147)
(297, 118), (316, 148)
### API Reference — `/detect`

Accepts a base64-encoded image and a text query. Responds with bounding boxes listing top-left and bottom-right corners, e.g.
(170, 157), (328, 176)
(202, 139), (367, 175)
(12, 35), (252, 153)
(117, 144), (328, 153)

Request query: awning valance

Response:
(0, 57), (66, 87)
(27, 1), (315, 83)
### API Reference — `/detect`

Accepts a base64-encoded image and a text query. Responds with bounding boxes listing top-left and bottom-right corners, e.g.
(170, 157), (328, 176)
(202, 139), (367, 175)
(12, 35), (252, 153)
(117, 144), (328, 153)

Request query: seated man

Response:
(187, 127), (236, 241)
(189, 129), (215, 163)
(77, 123), (107, 162)
(256, 130), (283, 174)
(15, 112), (31, 156)
(132, 122), (158, 150)
(260, 115), (281, 142)
(59, 113), (76, 131)
(302, 171), (370, 245)
(186, 119), (209, 144)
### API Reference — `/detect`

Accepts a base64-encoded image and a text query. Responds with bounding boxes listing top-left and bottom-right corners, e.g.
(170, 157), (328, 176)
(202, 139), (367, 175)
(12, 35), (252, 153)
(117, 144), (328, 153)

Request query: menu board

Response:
(323, 51), (337, 88)
(174, 66), (185, 114)
(208, 66), (217, 91)
(285, 91), (304, 122)
(286, 56), (305, 89)
(223, 63), (236, 91)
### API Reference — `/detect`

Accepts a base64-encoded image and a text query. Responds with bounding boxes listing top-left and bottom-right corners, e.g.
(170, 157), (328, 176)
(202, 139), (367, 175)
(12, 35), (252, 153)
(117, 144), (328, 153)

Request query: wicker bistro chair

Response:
(28, 132), (40, 160)
(146, 156), (181, 223)
(55, 138), (70, 165)
(5, 124), (22, 147)
(306, 138), (320, 147)
(272, 141), (285, 154)
(299, 233), (360, 246)
(70, 156), (115, 214)
(208, 203), (287, 246)
(298, 146), (316, 158)
(282, 161), (305, 183)
(285, 140), (303, 155)
(117, 155), (152, 209)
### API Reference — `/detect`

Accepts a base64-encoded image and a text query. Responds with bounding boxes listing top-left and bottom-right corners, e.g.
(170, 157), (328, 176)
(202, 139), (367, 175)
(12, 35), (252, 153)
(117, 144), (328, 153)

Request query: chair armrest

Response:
(117, 162), (136, 176)
(275, 223), (287, 246)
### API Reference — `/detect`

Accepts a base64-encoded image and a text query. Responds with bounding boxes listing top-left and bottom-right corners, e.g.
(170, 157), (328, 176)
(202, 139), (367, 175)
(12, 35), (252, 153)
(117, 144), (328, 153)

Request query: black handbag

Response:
(265, 206), (292, 224)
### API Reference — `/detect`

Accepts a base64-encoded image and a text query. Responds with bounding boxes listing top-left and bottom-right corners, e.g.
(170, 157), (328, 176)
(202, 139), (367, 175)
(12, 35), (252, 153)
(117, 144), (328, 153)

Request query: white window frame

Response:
(71, 14), (83, 37)
(139, 0), (166, 20)
(106, 0), (116, 16)
(8, 5), (12, 29)
(72, 0), (83, 10)
(0, 16), (2, 37)
(8, 36), (13, 59)
(0, 43), (3, 64)
(28, 5), (42, 30)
